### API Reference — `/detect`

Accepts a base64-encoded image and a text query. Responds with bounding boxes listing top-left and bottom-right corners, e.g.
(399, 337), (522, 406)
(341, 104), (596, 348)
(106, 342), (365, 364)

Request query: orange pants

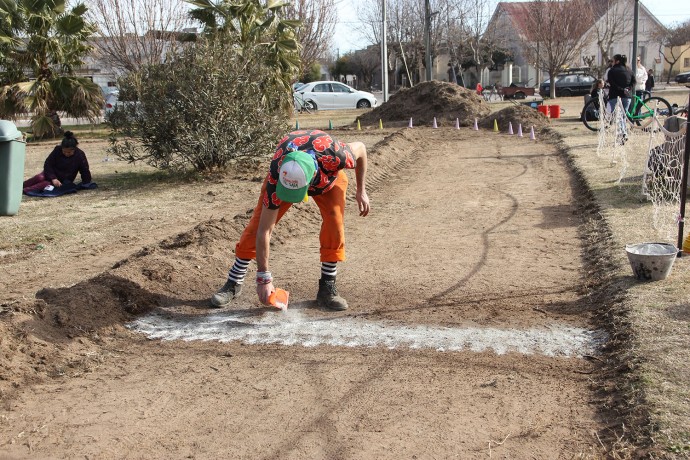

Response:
(235, 170), (348, 262)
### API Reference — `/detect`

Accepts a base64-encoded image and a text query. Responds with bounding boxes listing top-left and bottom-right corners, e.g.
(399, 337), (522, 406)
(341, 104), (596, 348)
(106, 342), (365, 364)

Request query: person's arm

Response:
(78, 150), (92, 183)
(255, 206), (280, 305)
(347, 141), (370, 217)
(43, 147), (61, 186)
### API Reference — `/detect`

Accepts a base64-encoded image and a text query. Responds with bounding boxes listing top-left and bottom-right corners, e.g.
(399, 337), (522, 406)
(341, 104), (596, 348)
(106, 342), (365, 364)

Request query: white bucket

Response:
(625, 243), (678, 281)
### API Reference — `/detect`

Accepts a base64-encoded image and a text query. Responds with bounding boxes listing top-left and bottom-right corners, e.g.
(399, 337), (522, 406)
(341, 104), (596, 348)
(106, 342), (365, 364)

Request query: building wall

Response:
(578, 4), (664, 77)
(662, 42), (690, 76)
(485, 0), (665, 87)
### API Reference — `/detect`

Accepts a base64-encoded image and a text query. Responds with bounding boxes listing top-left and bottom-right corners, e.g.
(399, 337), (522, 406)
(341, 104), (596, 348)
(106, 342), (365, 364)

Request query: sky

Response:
(333, 0), (690, 54)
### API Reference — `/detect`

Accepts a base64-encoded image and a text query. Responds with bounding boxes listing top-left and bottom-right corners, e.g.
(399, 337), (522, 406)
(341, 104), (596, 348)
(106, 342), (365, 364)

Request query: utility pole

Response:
(381, 0), (388, 102)
(631, 0), (639, 66)
(425, 0), (432, 81)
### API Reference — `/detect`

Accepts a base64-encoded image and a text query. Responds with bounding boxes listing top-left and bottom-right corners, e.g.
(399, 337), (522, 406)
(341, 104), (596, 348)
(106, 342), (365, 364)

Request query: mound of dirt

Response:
(479, 104), (550, 132)
(358, 81), (491, 128)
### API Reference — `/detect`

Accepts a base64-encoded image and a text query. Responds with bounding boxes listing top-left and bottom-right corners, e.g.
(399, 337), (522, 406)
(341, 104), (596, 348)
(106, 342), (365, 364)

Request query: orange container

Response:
(537, 105), (550, 117)
(548, 105), (561, 119)
(268, 288), (290, 311)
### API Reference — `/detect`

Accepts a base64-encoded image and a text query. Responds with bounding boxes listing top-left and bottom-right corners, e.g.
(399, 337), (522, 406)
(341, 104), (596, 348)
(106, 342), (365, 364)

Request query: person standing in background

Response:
(634, 57), (648, 116)
(645, 68), (655, 95)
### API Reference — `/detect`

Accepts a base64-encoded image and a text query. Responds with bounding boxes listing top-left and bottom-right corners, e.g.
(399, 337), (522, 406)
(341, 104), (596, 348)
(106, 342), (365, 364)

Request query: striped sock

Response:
(321, 261), (337, 280)
(228, 257), (250, 284)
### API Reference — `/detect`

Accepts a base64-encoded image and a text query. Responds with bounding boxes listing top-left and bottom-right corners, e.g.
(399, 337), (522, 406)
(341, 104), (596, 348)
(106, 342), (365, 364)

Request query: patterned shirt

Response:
(263, 129), (356, 209)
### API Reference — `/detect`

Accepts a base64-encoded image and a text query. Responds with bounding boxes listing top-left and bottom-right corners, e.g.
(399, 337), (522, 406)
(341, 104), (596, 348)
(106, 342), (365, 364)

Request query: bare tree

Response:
(657, 19), (690, 83)
(86, 0), (191, 74)
(590, 0), (632, 77)
(349, 46), (381, 88)
(520, 0), (593, 98)
(283, 0), (336, 79)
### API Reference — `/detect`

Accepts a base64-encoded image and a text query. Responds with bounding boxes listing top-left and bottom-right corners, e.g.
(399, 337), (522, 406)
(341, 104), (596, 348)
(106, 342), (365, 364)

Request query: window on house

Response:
(685, 58), (690, 68)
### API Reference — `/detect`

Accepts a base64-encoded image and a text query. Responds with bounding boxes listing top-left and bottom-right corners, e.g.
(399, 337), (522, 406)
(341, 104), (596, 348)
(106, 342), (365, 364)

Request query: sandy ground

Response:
(0, 122), (622, 457)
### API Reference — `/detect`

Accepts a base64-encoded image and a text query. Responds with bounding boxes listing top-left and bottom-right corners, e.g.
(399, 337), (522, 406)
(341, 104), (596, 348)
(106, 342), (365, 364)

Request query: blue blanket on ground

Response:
(25, 181), (98, 198)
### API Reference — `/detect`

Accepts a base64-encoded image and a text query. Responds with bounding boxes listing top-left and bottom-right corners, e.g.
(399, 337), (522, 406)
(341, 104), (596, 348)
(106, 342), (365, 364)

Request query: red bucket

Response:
(537, 105), (550, 117)
(548, 105), (561, 119)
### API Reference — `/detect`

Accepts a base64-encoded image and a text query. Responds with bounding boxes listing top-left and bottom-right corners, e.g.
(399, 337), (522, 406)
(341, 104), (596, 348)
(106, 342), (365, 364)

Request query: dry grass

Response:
(550, 88), (690, 457)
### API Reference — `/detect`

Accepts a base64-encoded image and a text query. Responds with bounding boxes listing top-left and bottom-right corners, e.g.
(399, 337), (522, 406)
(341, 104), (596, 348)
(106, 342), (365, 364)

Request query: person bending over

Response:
(211, 129), (370, 311)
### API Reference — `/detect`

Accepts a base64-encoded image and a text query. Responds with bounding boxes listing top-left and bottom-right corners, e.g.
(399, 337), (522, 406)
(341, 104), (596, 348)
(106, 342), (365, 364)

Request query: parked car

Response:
(104, 90), (119, 115)
(293, 81), (377, 110)
(675, 71), (690, 84)
(539, 73), (595, 97)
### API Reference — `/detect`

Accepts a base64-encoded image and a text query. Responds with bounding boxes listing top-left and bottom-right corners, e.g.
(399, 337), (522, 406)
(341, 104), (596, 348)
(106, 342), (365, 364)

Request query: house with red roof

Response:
(483, 0), (665, 90)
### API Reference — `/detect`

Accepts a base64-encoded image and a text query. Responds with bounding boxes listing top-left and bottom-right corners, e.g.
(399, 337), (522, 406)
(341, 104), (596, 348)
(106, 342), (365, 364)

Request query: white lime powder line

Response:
(128, 310), (605, 358)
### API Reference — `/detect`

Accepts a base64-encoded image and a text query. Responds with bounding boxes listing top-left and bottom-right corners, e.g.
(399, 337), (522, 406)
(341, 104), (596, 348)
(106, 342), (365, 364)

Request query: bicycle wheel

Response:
(635, 96), (672, 129)
(304, 100), (317, 112)
(581, 100), (603, 132)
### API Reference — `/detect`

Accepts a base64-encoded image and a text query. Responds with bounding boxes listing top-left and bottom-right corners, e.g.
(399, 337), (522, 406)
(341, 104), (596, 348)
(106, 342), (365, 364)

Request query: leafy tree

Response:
(188, 0), (301, 100)
(107, 0), (300, 172)
(0, 0), (103, 138)
(303, 62), (322, 83)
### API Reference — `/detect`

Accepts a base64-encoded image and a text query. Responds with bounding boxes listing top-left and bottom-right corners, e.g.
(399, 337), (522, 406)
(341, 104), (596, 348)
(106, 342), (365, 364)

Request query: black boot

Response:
(316, 278), (348, 311)
(210, 279), (242, 307)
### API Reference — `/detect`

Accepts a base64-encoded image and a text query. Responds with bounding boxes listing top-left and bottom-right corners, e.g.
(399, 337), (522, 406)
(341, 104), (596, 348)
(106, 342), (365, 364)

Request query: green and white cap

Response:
(276, 150), (317, 203)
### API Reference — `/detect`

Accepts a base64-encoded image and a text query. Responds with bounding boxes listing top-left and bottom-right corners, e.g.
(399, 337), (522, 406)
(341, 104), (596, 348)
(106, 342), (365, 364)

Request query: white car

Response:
(293, 81), (377, 110)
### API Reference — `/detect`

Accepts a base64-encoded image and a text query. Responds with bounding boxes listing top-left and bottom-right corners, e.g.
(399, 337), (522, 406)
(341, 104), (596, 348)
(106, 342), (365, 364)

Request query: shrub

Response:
(107, 39), (291, 172)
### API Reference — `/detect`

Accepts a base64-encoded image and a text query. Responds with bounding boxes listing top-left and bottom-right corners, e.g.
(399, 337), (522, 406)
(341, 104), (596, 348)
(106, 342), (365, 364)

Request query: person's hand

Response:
(52, 179), (61, 187)
(257, 282), (274, 305)
(356, 189), (370, 217)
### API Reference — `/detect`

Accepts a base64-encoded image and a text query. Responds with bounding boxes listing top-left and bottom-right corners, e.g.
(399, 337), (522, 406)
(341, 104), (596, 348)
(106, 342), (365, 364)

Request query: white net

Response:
(595, 95), (670, 185)
(592, 93), (687, 241)
(642, 116), (688, 240)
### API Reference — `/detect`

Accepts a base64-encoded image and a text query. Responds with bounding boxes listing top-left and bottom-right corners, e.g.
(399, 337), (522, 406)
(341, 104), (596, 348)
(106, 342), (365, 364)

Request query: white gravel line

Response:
(128, 309), (606, 358)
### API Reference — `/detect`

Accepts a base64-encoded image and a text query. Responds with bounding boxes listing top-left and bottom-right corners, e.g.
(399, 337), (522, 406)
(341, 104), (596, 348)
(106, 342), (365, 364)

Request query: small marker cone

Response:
(508, 122), (514, 135)
(473, 118), (478, 130)
(517, 124), (523, 137)
(683, 233), (690, 254)
(433, 117), (438, 128)
(379, 119), (383, 130)
(328, 119), (333, 130)
(529, 126), (536, 140)
(493, 119), (499, 132)
(455, 118), (460, 129)
(295, 119), (300, 130)
(408, 117), (413, 128)
(357, 119), (361, 130)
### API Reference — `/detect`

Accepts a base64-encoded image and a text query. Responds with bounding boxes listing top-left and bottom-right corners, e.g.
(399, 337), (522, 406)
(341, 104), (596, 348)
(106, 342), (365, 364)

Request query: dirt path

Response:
(0, 128), (609, 458)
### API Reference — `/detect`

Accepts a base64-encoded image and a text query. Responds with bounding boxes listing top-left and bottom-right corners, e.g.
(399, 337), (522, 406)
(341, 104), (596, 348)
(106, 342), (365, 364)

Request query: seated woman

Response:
(23, 131), (92, 194)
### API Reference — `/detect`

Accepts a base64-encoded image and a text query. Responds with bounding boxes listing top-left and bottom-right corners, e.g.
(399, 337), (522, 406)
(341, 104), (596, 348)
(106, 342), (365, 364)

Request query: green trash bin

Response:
(0, 120), (26, 216)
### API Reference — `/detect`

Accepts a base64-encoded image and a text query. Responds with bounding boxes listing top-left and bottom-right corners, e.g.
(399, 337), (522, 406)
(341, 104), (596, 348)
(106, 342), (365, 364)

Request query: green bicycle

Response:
(581, 92), (672, 131)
